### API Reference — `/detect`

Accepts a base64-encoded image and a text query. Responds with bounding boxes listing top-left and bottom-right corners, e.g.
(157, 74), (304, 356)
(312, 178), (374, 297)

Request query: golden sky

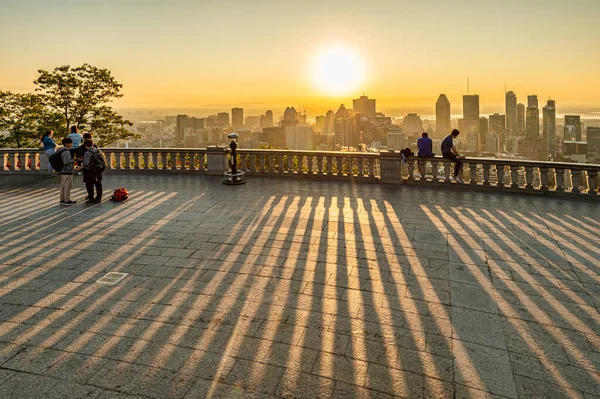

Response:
(1, 0), (599, 114)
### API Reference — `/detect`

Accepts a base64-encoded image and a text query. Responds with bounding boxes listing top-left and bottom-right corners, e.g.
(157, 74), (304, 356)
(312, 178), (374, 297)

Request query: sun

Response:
(311, 45), (365, 96)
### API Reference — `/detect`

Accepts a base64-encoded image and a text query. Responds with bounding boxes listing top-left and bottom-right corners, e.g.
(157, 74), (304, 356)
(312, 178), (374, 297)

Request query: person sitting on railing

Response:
(441, 129), (465, 184)
(417, 132), (434, 158)
(41, 130), (57, 177)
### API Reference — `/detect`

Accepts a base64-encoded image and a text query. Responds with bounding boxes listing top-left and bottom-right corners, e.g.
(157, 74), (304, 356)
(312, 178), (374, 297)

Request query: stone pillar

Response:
(206, 146), (227, 176)
(379, 151), (402, 184)
(39, 150), (49, 174)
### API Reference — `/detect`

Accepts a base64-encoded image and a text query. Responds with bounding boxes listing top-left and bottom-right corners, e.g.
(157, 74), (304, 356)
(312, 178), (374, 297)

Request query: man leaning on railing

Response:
(441, 129), (465, 184)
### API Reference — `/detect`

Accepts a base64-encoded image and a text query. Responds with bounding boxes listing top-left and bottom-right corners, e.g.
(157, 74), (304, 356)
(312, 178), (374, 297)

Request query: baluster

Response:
(443, 160), (451, 182)
(336, 157), (343, 176)
(482, 163), (490, 185)
(429, 159), (438, 182)
(326, 156), (333, 176)
(496, 165), (505, 187)
(510, 165), (519, 188)
(315, 155), (322, 175)
(0, 152), (5, 172)
(141, 152), (148, 170)
(277, 155), (283, 173)
(571, 169), (581, 193)
(469, 163), (477, 185)
(367, 158), (374, 178)
(115, 152), (122, 170)
(20, 152), (27, 172)
(540, 167), (549, 190)
(525, 166), (534, 189)
(9, 153), (16, 171)
(259, 154), (265, 173)
(417, 159), (425, 181)
(555, 168), (565, 191)
(158, 152), (165, 170)
(306, 155), (313, 175)
(587, 170), (598, 194)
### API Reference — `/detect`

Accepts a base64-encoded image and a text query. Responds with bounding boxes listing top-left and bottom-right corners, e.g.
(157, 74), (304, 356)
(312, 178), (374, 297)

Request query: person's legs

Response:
(60, 175), (67, 202)
(454, 157), (463, 177)
(65, 175), (73, 202)
(45, 149), (55, 175)
(95, 176), (102, 200)
(85, 180), (95, 201)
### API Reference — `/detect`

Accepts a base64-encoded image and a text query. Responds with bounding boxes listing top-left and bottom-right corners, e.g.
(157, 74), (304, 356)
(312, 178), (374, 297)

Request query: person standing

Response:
(67, 126), (83, 156)
(441, 129), (465, 183)
(41, 130), (57, 177)
(58, 138), (77, 206)
(82, 139), (104, 204)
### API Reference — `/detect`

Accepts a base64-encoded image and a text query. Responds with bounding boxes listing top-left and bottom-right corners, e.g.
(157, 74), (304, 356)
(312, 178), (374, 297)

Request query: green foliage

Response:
(33, 64), (137, 146)
(0, 91), (56, 148)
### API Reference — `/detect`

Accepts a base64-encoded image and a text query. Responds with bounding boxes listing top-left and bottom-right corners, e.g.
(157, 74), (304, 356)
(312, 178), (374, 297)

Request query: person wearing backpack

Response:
(41, 130), (57, 177)
(57, 137), (77, 206)
(67, 126), (84, 157)
(82, 139), (105, 204)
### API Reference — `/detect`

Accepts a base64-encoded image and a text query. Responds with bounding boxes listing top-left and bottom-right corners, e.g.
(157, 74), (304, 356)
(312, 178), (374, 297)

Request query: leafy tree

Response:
(33, 64), (137, 146)
(0, 91), (56, 148)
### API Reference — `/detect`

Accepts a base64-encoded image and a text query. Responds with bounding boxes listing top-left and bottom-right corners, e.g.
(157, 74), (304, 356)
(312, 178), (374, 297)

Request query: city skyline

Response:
(1, 1), (599, 110)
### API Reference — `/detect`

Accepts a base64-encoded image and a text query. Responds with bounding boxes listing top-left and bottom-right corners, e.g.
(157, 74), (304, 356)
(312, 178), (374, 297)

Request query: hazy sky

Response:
(1, 0), (599, 114)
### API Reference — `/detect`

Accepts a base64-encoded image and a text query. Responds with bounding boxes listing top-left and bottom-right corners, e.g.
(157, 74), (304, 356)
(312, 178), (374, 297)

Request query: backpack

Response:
(110, 188), (129, 202)
(49, 148), (67, 172)
(89, 149), (106, 173)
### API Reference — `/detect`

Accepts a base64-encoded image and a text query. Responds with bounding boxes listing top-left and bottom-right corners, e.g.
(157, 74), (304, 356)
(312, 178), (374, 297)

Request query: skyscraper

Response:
(517, 103), (525, 136)
(217, 112), (230, 126)
(435, 94), (451, 138)
(564, 115), (582, 141)
(402, 113), (423, 135)
(232, 107), (244, 130)
(479, 117), (488, 151)
(282, 107), (299, 128)
(265, 110), (274, 128)
(489, 113), (506, 134)
(353, 95), (376, 117)
(176, 114), (191, 144)
(505, 91), (517, 135)
(525, 95), (539, 139)
(334, 104), (357, 148)
(586, 126), (600, 163)
(325, 110), (335, 134)
(463, 95), (480, 121)
(543, 99), (556, 157)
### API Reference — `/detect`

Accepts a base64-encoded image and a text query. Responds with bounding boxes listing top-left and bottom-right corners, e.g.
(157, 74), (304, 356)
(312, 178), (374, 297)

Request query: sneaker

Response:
(65, 200), (77, 205)
(454, 175), (465, 184)
(85, 199), (95, 205)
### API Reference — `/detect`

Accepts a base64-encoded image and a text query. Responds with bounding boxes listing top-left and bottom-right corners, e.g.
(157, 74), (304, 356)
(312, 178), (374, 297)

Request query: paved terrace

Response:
(0, 174), (598, 399)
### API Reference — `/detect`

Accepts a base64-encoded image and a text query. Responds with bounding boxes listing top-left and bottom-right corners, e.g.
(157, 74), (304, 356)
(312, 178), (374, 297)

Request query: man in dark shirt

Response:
(441, 129), (464, 183)
(417, 132), (434, 157)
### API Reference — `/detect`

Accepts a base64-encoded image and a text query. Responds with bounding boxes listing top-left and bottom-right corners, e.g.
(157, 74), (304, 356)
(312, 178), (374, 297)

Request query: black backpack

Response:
(89, 150), (106, 173)
(49, 148), (67, 172)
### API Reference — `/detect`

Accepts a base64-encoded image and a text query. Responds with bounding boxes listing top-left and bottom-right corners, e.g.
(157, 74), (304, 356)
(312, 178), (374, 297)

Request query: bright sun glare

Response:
(311, 45), (365, 96)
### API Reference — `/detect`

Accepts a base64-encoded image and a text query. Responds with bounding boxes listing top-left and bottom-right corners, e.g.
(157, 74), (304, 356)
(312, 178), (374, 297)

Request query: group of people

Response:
(416, 129), (465, 184)
(41, 126), (104, 206)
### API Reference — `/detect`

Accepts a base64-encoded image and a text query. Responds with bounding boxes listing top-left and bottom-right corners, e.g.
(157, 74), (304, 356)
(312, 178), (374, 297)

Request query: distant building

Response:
(334, 104), (357, 148)
(489, 113), (506, 134)
(205, 115), (217, 128)
(563, 141), (587, 163)
(586, 126), (600, 162)
(217, 112), (229, 126)
(517, 103), (525, 136)
(525, 95), (539, 139)
(325, 110), (335, 134)
(176, 115), (191, 144)
(543, 99), (556, 158)
(315, 115), (326, 133)
(285, 125), (313, 150)
(191, 117), (206, 130)
(353, 95), (376, 117)
(463, 95), (480, 121)
(402, 113), (423, 135)
(387, 129), (407, 151)
(479, 117), (488, 151)
(245, 116), (261, 130)
(265, 110), (274, 128)
(232, 107), (244, 130)
(505, 91), (518, 136)
(282, 107), (299, 128)
(564, 115), (582, 141)
(519, 138), (549, 161)
(435, 94), (451, 138)
(486, 131), (500, 154)
(466, 131), (479, 152)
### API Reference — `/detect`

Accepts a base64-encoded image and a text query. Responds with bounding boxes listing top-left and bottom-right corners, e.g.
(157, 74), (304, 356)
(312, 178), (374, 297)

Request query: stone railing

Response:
(401, 155), (600, 195)
(232, 149), (380, 181)
(1, 147), (598, 196)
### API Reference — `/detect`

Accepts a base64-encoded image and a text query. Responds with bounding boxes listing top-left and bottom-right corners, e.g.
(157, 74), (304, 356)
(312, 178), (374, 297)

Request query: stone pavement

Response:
(0, 173), (598, 399)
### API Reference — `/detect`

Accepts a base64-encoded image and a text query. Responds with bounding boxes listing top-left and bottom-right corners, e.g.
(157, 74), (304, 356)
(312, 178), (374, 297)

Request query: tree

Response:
(0, 91), (56, 148)
(34, 64), (137, 146)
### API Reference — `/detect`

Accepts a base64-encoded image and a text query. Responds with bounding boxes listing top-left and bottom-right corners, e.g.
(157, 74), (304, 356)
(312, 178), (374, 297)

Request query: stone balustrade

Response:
(1, 147), (598, 196)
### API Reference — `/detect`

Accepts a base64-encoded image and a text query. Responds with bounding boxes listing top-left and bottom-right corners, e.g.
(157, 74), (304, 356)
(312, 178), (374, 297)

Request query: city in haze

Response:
(1, 0), (599, 162)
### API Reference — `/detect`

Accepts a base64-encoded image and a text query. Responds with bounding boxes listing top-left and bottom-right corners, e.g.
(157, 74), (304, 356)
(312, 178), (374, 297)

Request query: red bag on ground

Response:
(110, 188), (129, 202)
